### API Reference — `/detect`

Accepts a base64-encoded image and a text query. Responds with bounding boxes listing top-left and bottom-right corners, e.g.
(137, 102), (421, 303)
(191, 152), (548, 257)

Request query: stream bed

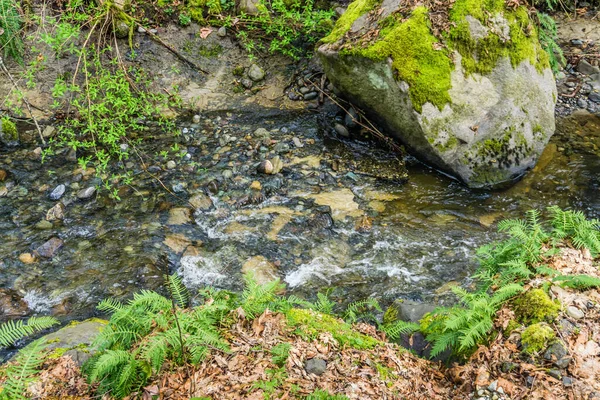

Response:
(0, 107), (599, 324)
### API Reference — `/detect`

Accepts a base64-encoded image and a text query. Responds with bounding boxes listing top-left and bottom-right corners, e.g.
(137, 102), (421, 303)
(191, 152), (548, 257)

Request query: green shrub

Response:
(0, 0), (24, 62)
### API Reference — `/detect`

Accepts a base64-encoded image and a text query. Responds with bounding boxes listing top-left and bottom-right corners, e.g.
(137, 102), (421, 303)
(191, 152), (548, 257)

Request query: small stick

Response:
(0, 55), (45, 145)
(141, 28), (209, 74)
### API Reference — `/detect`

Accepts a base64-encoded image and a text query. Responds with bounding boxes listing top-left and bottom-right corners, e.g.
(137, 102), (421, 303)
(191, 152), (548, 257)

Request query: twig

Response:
(0, 56), (45, 145)
(559, 83), (582, 98)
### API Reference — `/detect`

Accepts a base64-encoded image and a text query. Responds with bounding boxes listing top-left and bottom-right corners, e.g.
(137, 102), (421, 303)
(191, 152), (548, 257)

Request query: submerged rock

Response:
(35, 237), (64, 258)
(241, 256), (279, 286)
(318, 0), (556, 188)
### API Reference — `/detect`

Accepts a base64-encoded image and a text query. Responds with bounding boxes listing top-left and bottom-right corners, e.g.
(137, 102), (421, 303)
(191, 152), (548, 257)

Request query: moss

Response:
(345, 7), (453, 112)
(383, 305), (398, 325)
(321, 0), (382, 44)
(286, 308), (381, 350)
(521, 322), (555, 354)
(512, 289), (560, 324)
(197, 44), (223, 58)
(504, 319), (522, 337)
(1, 117), (18, 141)
(333, 0), (550, 112)
(186, 0), (222, 23)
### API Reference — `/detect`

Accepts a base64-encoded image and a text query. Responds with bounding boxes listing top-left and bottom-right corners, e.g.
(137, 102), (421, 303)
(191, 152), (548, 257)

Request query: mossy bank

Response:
(318, 0), (557, 188)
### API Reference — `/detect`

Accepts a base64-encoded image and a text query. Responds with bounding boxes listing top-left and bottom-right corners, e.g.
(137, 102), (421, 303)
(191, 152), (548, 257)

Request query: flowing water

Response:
(0, 108), (599, 325)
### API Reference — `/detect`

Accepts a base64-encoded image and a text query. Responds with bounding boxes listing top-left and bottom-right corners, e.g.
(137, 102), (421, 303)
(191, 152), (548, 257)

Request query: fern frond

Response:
(129, 290), (172, 312)
(553, 274), (600, 290)
(271, 342), (291, 367)
(428, 331), (458, 358)
(166, 274), (190, 308)
(343, 298), (381, 324)
(1, 338), (48, 400)
(380, 320), (419, 340)
(97, 298), (125, 314)
(0, 316), (59, 348)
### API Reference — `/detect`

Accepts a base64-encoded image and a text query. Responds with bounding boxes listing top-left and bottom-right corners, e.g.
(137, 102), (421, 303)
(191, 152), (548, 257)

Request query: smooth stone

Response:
(567, 305), (584, 319)
(217, 26), (227, 37)
(577, 98), (588, 108)
(168, 207), (192, 225)
(166, 160), (176, 170)
(577, 59), (600, 76)
(292, 137), (303, 148)
(241, 78), (253, 89)
(334, 123), (349, 137)
(49, 184), (66, 200)
(303, 92), (318, 101)
(304, 358), (327, 375)
(46, 203), (65, 221)
(345, 107), (359, 128)
(248, 64), (265, 82)
(241, 256), (279, 286)
(76, 186), (96, 200)
(18, 253), (36, 264)
(193, 115), (201, 123)
(35, 237), (64, 258)
(35, 220), (53, 230)
(189, 193), (213, 210)
(588, 92), (600, 103)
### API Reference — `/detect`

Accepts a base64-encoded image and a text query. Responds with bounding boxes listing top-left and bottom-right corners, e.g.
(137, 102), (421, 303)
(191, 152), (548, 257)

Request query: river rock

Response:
(387, 299), (437, 323)
(318, 0), (556, 188)
(77, 186), (96, 199)
(334, 123), (350, 137)
(18, 253), (36, 264)
(248, 64), (265, 82)
(168, 207), (192, 225)
(35, 237), (64, 258)
(241, 256), (279, 286)
(46, 202), (65, 221)
(577, 59), (600, 76)
(41, 319), (108, 366)
(238, 0), (260, 14)
(0, 170), (6, 181)
(0, 289), (29, 320)
(189, 193), (214, 210)
(49, 184), (66, 200)
(217, 26), (227, 37)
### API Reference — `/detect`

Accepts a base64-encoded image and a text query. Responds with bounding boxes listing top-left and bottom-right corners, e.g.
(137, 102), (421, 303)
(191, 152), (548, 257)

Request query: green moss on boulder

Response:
(512, 289), (560, 324)
(521, 322), (555, 354)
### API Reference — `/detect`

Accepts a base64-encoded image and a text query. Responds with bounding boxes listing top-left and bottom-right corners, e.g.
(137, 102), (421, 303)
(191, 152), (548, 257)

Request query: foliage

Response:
(0, 0), (24, 62)
(0, 116), (18, 141)
(0, 316), (59, 348)
(343, 298), (381, 324)
(270, 342), (291, 367)
(380, 320), (420, 341)
(216, 0), (335, 59)
(422, 208), (600, 360)
(536, 13), (565, 73)
(305, 389), (350, 400)
(0, 339), (49, 400)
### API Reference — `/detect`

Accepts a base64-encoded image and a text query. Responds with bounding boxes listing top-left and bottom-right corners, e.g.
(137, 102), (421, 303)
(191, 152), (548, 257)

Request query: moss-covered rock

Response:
(0, 117), (19, 146)
(512, 288), (560, 324)
(318, 0), (556, 188)
(521, 322), (555, 354)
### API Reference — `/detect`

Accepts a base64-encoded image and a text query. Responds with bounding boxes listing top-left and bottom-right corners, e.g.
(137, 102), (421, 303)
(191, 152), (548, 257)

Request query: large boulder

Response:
(318, 0), (557, 188)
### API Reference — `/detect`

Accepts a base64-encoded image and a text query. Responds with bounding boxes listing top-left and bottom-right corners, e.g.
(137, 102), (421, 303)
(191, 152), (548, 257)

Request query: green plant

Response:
(512, 288), (559, 324)
(380, 320), (419, 340)
(548, 206), (600, 256)
(0, 339), (49, 400)
(252, 366), (287, 398)
(270, 342), (291, 367)
(0, 0), (24, 62)
(425, 284), (524, 358)
(521, 322), (555, 354)
(343, 298), (381, 324)
(552, 274), (600, 290)
(0, 316), (59, 348)
(0, 116), (18, 141)
(179, 12), (192, 26)
(536, 13), (565, 73)
(305, 389), (350, 400)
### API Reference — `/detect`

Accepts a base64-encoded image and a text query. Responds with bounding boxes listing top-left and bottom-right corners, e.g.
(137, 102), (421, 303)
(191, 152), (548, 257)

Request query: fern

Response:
(271, 342), (291, 367)
(1, 338), (48, 400)
(166, 274), (190, 308)
(343, 298), (381, 324)
(0, 316), (59, 348)
(241, 273), (287, 319)
(548, 206), (600, 256)
(380, 320), (419, 340)
(305, 389), (350, 400)
(0, 0), (24, 62)
(536, 13), (565, 73)
(553, 274), (600, 290)
(313, 292), (335, 314)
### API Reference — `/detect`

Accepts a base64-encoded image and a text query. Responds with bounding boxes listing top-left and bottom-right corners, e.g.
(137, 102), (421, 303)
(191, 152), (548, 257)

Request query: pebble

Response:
(36, 220), (53, 230)
(46, 203), (65, 221)
(18, 253), (36, 264)
(565, 81), (576, 88)
(288, 92), (299, 100)
(299, 86), (310, 95)
(166, 160), (176, 170)
(577, 98), (588, 108)
(567, 305), (584, 319)
(304, 358), (327, 375)
(588, 92), (600, 103)
(334, 123), (350, 137)
(292, 137), (303, 148)
(0, 170), (6, 181)
(49, 184), (66, 200)
(248, 64), (265, 82)
(217, 26), (227, 37)
(548, 369), (562, 380)
(345, 107), (358, 128)
(250, 180), (262, 190)
(303, 92), (318, 101)
(222, 169), (233, 179)
(274, 142), (290, 153)
(562, 376), (573, 387)
(138, 26), (146, 33)
(76, 186), (96, 200)
(241, 78), (253, 89)
(193, 115), (201, 124)
(258, 160), (274, 174)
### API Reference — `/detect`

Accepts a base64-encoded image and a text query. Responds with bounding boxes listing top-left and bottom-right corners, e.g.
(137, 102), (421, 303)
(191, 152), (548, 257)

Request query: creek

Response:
(0, 108), (599, 325)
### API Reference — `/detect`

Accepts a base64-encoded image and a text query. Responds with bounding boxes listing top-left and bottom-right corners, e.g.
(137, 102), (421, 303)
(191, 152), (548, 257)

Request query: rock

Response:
(189, 193), (213, 210)
(577, 59), (600, 76)
(387, 300), (436, 323)
(548, 369), (562, 380)
(42, 125), (56, 138)
(271, 156), (283, 174)
(250, 180), (262, 190)
(304, 358), (327, 375)
(193, 114), (201, 123)
(238, 0), (261, 14)
(555, 356), (572, 369)
(589, 92), (600, 103)
(248, 64), (265, 81)
(0, 170), (6, 181)
(164, 233), (193, 253)
(345, 107), (359, 128)
(41, 319), (107, 366)
(562, 376), (573, 387)
(258, 160), (274, 174)
(318, 0), (556, 188)
(566, 305), (584, 319)
(46, 202), (65, 221)
(217, 26), (227, 37)
(544, 342), (569, 367)
(303, 92), (318, 100)
(0, 289), (28, 319)
(166, 160), (176, 170)
(76, 186), (96, 200)
(241, 78), (253, 89)
(35, 237), (64, 258)
(114, 20), (130, 39)
(292, 137), (304, 148)
(274, 142), (290, 153)
(18, 253), (36, 264)
(577, 98), (588, 109)
(241, 256), (279, 286)
(35, 220), (53, 230)
(334, 123), (350, 137)
(168, 207), (192, 225)
(49, 184), (66, 200)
